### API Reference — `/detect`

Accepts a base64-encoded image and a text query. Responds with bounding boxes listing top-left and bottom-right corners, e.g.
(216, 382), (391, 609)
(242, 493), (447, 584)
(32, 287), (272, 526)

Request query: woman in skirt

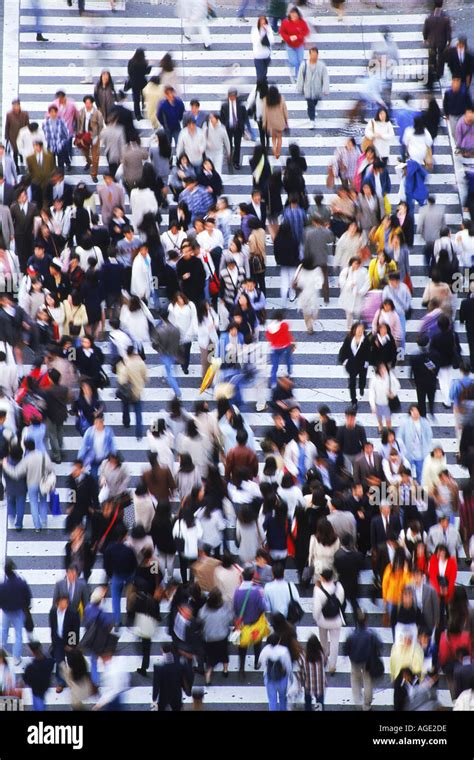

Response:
(198, 588), (233, 685)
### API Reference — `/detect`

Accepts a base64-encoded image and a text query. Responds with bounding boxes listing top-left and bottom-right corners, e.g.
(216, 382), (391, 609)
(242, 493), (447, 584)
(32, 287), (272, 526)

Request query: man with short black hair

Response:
(225, 428), (259, 483)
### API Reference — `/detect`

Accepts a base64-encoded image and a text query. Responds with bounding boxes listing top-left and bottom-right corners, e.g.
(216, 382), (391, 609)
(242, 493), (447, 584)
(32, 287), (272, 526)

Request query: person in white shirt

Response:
(197, 218), (224, 254)
(402, 116), (433, 165)
(369, 362), (401, 433)
(257, 632), (293, 711)
(176, 117), (206, 167)
(264, 562), (301, 618)
(131, 243), (154, 303)
(161, 220), (186, 258)
(313, 568), (345, 673)
(364, 107), (395, 163)
(130, 182), (159, 232)
(251, 16), (274, 82)
(93, 653), (130, 710)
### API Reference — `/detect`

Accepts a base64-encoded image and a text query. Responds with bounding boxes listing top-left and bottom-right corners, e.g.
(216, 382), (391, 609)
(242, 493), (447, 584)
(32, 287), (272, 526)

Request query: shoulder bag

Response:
(286, 583), (304, 624)
(229, 586), (252, 646)
(388, 372), (401, 413)
(39, 454), (57, 496)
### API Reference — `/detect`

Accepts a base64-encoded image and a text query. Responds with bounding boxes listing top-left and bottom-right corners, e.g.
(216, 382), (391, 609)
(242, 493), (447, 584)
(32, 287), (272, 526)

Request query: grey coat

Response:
(53, 577), (90, 612)
(417, 581), (440, 634)
(303, 225), (334, 267)
(0, 205), (14, 247)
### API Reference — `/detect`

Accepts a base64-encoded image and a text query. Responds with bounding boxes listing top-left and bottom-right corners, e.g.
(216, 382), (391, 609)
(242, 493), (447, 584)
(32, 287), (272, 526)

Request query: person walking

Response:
(296, 47), (330, 129)
(126, 48), (151, 121)
(251, 16), (274, 82)
(292, 257), (324, 334)
(344, 611), (382, 711)
(220, 89), (247, 171)
(23, 643), (55, 711)
(103, 525), (138, 630)
(116, 345), (148, 441)
(338, 322), (371, 409)
(2, 440), (54, 532)
(0, 559), (32, 666)
(279, 7), (310, 83)
(233, 567), (269, 679)
(265, 310), (294, 388)
(313, 569), (345, 674)
(258, 632), (293, 711)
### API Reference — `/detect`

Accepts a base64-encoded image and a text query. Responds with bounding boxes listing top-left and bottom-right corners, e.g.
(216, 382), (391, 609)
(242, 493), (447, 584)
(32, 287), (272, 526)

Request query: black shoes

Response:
(36, 33), (48, 41)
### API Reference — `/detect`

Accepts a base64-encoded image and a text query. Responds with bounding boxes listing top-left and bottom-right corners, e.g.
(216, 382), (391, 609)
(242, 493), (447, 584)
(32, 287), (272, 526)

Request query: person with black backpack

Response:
(258, 632), (293, 711)
(312, 568), (345, 674)
(344, 610), (383, 711)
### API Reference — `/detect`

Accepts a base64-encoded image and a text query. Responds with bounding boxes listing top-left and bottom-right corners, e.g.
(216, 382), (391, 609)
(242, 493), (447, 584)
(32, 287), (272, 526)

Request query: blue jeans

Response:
(7, 491), (26, 529)
(237, 0), (249, 17)
(28, 485), (48, 530)
(121, 399), (143, 439)
(265, 675), (288, 711)
(306, 98), (319, 121)
(411, 459), (424, 482)
(160, 355), (181, 398)
(111, 574), (133, 626)
(255, 57), (270, 82)
(2, 609), (25, 660)
(270, 346), (292, 388)
(286, 45), (304, 78)
(164, 127), (181, 150)
(90, 654), (99, 686)
(32, 695), (46, 710)
(30, 0), (43, 33)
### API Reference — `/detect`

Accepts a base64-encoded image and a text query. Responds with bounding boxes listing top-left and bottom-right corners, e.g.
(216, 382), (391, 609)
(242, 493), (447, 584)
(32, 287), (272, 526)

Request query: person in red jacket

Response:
(279, 7), (310, 82)
(428, 544), (457, 603)
(266, 310), (294, 388)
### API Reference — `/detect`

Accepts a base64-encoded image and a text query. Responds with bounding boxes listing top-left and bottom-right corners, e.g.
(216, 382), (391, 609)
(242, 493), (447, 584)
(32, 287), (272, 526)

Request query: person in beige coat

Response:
(116, 346), (148, 440)
(77, 96), (104, 182)
(262, 85), (289, 160)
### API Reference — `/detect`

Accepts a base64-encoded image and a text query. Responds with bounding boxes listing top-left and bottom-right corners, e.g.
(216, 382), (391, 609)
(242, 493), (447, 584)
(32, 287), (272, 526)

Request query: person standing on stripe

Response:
(279, 7), (310, 84)
(178, 0), (212, 51)
(220, 88), (247, 171)
(296, 47), (330, 129)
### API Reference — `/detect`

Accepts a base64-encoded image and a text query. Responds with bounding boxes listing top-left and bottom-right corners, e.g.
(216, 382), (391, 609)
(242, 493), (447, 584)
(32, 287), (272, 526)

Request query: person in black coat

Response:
(111, 95), (139, 144)
(220, 89), (247, 170)
(249, 145), (271, 197)
(460, 291), (474, 365)
(49, 595), (80, 691)
(73, 336), (105, 390)
(334, 533), (365, 616)
(197, 158), (223, 201)
(445, 37), (474, 87)
(273, 220), (300, 266)
(66, 459), (100, 533)
(152, 643), (190, 711)
(23, 643), (55, 711)
(266, 168), (283, 225)
(392, 203), (414, 247)
(294, 484), (328, 582)
(409, 334), (439, 417)
(338, 322), (371, 408)
(369, 323), (398, 369)
(308, 405), (338, 456)
(370, 507), (402, 552)
(176, 242), (206, 304)
(345, 482), (376, 556)
(126, 48), (151, 120)
(44, 171), (74, 209)
(429, 314), (461, 407)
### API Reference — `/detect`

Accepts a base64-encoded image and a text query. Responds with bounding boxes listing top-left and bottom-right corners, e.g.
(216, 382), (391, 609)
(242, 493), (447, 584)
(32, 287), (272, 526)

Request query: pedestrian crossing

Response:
(4, 3), (473, 709)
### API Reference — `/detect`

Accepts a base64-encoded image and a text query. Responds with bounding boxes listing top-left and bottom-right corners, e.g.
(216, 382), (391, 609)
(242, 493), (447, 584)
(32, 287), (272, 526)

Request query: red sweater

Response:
(428, 555), (457, 602)
(265, 320), (294, 349)
(279, 18), (310, 48)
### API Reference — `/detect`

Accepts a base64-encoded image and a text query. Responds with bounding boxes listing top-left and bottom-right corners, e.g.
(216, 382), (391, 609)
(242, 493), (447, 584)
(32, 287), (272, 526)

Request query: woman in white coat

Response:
(130, 182), (158, 231)
(313, 569), (345, 674)
(130, 244), (154, 303)
(205, 114), (231, 175)
(308, 519), (340, 583)
(368, 361), (401, 433)
(172, 509), (203, 583)
(251, 16), (274, 82)
(338, 256), (370, 328)
(292, 257), (324, 334)
(168, 292), (198, 375)
(334, 222), (367, 270)
(119, 296), (154, 355)
(364, 107), (395, 164)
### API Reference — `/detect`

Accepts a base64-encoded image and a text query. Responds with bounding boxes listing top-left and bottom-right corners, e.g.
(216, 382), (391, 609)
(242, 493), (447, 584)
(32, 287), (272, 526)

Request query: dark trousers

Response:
(416, 380), (436, 417)
(320, 263), (330, 303)
(255, 57), (270, 82)
(428, 45), (446, 86)
(238, 641), (262, 672)
(305, 691), (324, 710)
(141, 637), (151, 672)
(469, 339), (474, 369)
(348, 369), (367, 405)
(132, 87), (143, 119)
(227, 127), (243, 167)
(306, 98), (319, 121)
(180, 341), (192, 372)
(107, 160), (119, 179)
(257, 118), (269, 149)
(179, 554), (190, 583)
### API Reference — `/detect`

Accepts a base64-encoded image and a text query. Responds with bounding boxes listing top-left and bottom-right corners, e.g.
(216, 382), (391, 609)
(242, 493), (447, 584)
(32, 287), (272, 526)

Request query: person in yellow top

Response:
(389, 633), (424, 682)
(368, 250), (398, 290)
(369, 215), (402, 255)
(382, 548), (412, 610)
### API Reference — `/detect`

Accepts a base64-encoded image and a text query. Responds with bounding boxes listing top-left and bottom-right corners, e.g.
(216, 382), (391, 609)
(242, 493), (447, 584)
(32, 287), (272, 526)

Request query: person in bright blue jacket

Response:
(77, 413), (116, 480)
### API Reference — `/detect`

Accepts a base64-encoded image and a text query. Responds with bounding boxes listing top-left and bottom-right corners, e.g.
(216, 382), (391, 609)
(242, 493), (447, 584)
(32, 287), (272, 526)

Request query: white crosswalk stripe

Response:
(6, 3), (472, 710)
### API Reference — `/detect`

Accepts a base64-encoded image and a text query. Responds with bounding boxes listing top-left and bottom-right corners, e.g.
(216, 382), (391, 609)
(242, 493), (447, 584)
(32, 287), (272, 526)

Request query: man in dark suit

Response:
(44, 169), (74, 209)
(446, 36), (474, 88)
(412, 567), (440, 636)
(372, 530), (400, 603)
(423, 0), (452, 85)
(66, 459), (100, 533)
(49, 594), (80, 693)
(152, 643), (190, 711)
(334, 532), (365, 616)
(249, 188), (267, 227)
(409, 334), (439, 417)
(10, 187), (38, 272)
(0, 171), (15, 208)
(220, 88), (247, 170)
(26, 140), (55, 208)
(53, 566), (89, 617)
(353, 441), (384, 491)
(370, 502), (402, 551)
(308, 404), (338, 456)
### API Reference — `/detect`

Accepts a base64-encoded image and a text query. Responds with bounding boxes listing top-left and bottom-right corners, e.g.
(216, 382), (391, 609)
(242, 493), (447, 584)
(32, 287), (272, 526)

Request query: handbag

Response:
(98, 368), (110, 388)
(39, 454), (56, 496)
(174, 519), (185, 554)
(230, 586), (252, 646)
(388, 372), (401, 413)
(292, 263), (303, 296)
(116, 382), (136, 404)
(49, 491), (61, 516)
(74, 131), (92, 150)
(80, 613), (118, 656)
(286, 583), (304, 624)
(239, 613), (270, 647)
(75, 410), (90, 436)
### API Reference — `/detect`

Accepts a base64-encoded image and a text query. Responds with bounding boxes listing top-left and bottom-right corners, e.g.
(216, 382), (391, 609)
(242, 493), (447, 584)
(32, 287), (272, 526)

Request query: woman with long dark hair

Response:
(172, 505), (203, 583)
(263, 85), (288, 160)
(127, 48), (151, 120)
(251, 16), (274, 82)
(198, 588), (233, 684)
(297, 634), (326, 711)
(94, 70), (116, 124)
